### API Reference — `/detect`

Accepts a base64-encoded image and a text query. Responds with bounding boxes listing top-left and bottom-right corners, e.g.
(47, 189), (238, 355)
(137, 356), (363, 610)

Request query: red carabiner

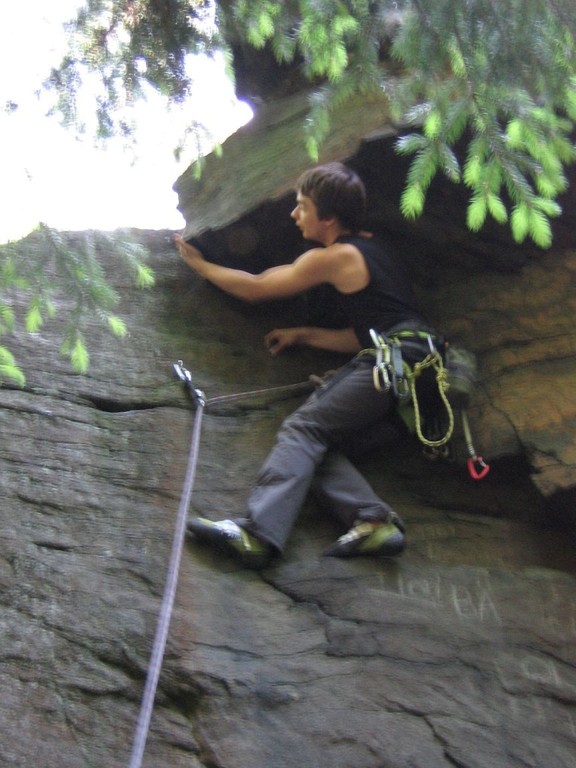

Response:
(467, 456), (490, 481)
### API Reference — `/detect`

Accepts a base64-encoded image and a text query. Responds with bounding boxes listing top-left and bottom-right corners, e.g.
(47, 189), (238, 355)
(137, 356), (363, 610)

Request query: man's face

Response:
(291, 192), (325, 241)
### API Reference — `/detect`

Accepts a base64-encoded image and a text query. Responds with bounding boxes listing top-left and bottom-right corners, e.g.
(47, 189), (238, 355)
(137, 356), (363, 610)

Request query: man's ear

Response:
(321, 214), (338, 228)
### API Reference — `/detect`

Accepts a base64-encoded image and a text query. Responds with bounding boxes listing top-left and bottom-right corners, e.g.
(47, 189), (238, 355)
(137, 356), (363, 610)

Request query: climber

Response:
(175, 161), (437, 568)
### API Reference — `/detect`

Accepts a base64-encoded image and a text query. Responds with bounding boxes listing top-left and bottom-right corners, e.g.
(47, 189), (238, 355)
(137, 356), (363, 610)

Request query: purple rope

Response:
(127, 369), (311, 766)
(127, 401), (205, 768)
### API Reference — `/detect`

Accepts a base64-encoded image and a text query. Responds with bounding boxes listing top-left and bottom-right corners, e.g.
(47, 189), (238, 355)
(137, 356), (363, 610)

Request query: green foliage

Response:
(3, 3), (573, 391)
(29, 1), (576, 247)
(64, 333), (91, 375)
(229, 0), (282, 49)
(0, 347), (26, 388)
(227, 0), (576, 247)
(0, 225), (155, 386)
(388, 1), (575, 248)
(44, 0), (218, 139)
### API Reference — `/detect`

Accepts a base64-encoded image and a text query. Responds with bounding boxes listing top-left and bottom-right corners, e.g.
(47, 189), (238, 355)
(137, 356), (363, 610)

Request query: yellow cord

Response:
(361, 333), (455, 448)
(407, 351), (454, 447)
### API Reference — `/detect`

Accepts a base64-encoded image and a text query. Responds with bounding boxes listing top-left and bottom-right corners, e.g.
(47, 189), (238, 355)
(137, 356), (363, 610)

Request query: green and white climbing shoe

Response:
(187, 517), (273, 569)
(324, 521), (406, 558)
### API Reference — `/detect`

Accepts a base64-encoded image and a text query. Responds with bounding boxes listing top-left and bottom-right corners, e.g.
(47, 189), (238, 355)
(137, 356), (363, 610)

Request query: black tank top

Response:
(332, 234), (428, 348)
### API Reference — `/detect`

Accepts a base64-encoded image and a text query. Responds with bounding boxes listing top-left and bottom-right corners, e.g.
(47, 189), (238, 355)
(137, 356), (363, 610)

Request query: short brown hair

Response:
(296, 162), (366, 233)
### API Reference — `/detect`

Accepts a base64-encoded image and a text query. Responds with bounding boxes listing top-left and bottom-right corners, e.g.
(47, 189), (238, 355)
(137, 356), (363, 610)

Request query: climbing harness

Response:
(369, 328), (454, 448)
(367, 328), (490, 480)
(127, 362), (314, 767)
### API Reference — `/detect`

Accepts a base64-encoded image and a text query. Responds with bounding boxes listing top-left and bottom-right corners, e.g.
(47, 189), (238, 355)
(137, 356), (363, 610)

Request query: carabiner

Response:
(370, 329), (391, 392)
(467, 455), (490, 481)
(373, 362), (391, 392)
(390, 343), (410, 400)
(173, 360), (206, 407)
(173, 360), (192, 383)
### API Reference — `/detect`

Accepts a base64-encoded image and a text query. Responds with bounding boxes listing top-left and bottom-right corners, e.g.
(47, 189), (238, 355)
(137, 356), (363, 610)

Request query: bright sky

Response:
(0, 2), (252, 244)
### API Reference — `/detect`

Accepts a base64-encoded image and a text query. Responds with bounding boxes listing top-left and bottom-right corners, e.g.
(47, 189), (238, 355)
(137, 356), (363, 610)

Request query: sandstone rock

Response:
(1, 231), (576, 767)
(173, 94), (576, 508)
(174, 89), (395, 241)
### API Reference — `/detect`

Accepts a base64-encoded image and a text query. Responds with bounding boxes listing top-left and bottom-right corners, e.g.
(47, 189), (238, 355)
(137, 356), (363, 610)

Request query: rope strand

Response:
(408, 352), (455, 447)
(127, 373), (314, 766)
(127, 400), (205, 768)
(205, 379), (314, 406)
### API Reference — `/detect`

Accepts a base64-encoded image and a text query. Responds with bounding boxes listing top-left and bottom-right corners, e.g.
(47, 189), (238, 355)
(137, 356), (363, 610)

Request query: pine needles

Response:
(226, 0), (576, 247)
(0, 226), (155, 386)
(389, 0), (576, 247)
(34, 0), (576, 246)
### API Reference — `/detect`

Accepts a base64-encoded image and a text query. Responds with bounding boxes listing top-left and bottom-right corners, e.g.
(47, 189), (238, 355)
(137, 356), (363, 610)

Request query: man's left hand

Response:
(175, 235), (205, 271)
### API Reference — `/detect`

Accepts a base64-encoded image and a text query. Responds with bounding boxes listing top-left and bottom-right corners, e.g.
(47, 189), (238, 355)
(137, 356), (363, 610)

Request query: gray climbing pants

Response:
(241, 356), (406, 552)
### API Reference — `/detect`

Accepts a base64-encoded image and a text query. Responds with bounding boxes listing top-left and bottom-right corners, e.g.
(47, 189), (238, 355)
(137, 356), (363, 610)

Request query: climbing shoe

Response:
(187, 517), (273, 569)
(324, 521), (406, 558)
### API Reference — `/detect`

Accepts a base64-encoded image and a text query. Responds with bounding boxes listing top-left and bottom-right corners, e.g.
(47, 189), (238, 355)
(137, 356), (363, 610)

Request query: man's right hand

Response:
(265, 328), (303, 356)
(265, 326), (362, 355)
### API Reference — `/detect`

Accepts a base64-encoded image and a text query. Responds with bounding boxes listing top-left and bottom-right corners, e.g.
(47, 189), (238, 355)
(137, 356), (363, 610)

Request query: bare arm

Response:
(265, 327), (362, 355)
(176, 235), (366, 355)
(175, 235), (368, 302)
(176, 236), (324, 301)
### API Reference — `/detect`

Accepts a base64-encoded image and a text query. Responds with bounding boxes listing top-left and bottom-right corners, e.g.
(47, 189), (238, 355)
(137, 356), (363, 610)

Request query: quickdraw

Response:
(462, 409), (490, 480)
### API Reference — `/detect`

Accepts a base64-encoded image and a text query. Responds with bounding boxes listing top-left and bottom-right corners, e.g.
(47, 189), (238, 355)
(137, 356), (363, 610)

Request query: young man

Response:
(175, 162), (434, 569)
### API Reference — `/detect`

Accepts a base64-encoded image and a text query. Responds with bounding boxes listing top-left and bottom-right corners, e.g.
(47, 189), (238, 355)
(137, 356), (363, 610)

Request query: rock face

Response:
(175, 88), (395, 239)
(174, 93), (576, 512)
(1, 227), (576, 768)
